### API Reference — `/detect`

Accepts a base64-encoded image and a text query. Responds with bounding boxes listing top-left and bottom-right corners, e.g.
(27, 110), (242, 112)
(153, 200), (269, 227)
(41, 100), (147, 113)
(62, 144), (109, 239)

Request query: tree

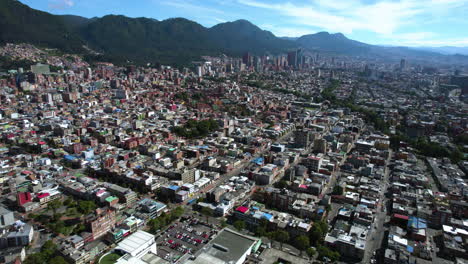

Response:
(149, 218), (161, 234)
(332, 185), (343, 195)
(309, 221), (328, 246)
(317, 245), (340, 262)
(201, 207), (213, 223)
(78, 200), (96, 215)
(49, 256), (68, 264)
(273, 230), (290, 250)
(275, 180), (288, 189)
(24, 253), (47, 264)
(294, 235), (310, 255)
(47, 199), (62, 219)
(255, 226), (267, 237)
(233, 220), (246, 231)
(171, 206), (185, 220)
(306, 247), (316, 258)
(220, 218), (227, 228)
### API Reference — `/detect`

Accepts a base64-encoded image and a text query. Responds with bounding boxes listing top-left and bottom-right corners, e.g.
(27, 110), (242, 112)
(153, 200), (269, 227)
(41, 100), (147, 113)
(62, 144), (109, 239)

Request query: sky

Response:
(20, 0), (468, 47)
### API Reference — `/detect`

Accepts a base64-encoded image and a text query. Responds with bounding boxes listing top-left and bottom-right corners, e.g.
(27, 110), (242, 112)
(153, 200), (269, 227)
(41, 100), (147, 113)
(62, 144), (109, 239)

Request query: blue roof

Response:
(252, 206), (259, 211)
(64, 155), (76, 161)
(317, 209), (324, 214)
(169, 185), (180, 191)
(406, 246), (414, 253)
(262, 213), (273, 220)
(252, 157), (264, 165)
(408, 216), (427, 229)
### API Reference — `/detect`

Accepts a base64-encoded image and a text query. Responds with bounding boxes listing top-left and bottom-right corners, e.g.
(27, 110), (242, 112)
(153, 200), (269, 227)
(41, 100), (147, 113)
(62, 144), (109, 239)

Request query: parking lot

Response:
(156, 217), (219, 263)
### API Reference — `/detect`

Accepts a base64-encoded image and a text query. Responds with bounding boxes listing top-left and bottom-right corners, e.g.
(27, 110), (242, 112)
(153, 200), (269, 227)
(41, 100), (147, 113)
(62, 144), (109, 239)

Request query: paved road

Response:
(361, 150), (392, 264)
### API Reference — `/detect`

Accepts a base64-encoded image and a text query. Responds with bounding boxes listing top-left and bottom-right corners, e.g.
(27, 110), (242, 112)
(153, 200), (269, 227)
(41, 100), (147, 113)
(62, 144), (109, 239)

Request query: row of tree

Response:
(24, 240), (68, 264)
(147, 206), (185, 233)
(233, 218), (339, 261)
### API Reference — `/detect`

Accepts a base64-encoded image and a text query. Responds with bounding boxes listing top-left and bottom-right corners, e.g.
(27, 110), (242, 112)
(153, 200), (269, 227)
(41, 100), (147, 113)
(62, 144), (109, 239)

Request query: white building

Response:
(115, 230), (157, 261)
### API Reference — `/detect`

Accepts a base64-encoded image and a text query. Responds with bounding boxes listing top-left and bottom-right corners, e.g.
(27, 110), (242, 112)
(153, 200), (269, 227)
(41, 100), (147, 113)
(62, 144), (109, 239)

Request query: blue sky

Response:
(20, 0), (468, 47)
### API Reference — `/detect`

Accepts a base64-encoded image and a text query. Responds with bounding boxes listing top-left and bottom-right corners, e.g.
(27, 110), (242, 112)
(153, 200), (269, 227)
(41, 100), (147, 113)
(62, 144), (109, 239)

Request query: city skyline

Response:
(20, 0), (468, 47)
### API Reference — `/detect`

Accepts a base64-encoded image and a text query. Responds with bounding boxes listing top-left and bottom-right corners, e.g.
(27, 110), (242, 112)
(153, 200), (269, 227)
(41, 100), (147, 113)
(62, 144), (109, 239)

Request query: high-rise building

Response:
(288, 51), (297, 68)
(294, 130), (312, 148)
(400, 59), (406, 71)
(287, 49), (304, 68)
(451, 75), (468, 95)
(242, 53), (252, 67)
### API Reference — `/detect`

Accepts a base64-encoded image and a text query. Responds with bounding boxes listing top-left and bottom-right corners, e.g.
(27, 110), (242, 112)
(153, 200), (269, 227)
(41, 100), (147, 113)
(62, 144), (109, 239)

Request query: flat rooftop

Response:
(116, 230), (155, 255)
(189, 228), (259, 264)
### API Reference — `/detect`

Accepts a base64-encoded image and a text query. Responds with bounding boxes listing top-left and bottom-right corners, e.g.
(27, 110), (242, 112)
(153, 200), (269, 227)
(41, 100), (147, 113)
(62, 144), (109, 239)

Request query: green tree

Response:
(306, 247), (316, 258)
(332, 186), (343, 195)
(47, 199), (62, 219)
(171, 206), (185, 220)
(233, 220), (246, 231)
(450, 148), (464, 163)
(317, 245), (340, 262)
(201, 207), (213, 223)
(255, 226), (267, 237)
(220, 218), (227, 228)
(149, 218), (161, 234)
(49, 256), (68, 264)
(309, 221), (328, 246)
(294, 235), (310, 255)
(273, 230), (290, 250)
(78, 200), (96, 215)
(275, 180), (288, 189)
(24, 253), (47, 264)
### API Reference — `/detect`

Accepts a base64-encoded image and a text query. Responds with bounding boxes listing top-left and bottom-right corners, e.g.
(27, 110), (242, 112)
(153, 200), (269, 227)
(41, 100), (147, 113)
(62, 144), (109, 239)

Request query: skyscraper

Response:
(242, 53), (252, 67)
(400, 59), (406, 71)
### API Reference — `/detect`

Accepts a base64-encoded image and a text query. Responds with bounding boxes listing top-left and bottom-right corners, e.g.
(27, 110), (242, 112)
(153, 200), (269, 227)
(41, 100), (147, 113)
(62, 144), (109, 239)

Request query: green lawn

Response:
(100, 253), (121, 264)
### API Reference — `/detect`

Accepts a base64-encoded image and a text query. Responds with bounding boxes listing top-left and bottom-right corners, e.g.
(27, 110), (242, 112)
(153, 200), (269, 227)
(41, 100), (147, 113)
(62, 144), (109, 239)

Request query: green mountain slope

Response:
(0, 0), (84, 52)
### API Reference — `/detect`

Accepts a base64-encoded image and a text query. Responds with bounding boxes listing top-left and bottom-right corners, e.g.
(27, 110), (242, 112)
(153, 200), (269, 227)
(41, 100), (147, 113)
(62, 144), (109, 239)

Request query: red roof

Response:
(37, 193), (50, 199)
(236, 206), (249, 213)
(393, 213), (409, 220)
(299, 184), (307, 189)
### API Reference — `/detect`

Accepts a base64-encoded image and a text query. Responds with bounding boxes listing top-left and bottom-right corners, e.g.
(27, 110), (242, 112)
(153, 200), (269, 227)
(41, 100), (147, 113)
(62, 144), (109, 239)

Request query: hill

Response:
(78, 16), (217, 65)
(2, 0), (467, 66)
(208, 20), (298, 55)
(0, 0), (84, 52)
(296, 32), (371, 55)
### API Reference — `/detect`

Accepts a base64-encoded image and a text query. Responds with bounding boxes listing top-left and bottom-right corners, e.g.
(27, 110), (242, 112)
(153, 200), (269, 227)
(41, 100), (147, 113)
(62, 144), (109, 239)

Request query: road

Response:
(361, 150), (392, 264)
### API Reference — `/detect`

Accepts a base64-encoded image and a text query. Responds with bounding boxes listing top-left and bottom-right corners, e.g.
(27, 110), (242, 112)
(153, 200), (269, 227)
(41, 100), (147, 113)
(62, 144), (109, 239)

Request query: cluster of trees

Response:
(232, 218), (339, 261)
(171, 119), (219, 139)
(29, 199), (96, 236)
(24, 240), (68, 264)
(234, 220), (247, 231)
(390, 133), (464, 163)
(309, 221), (340, 261)
(320, 79), (340, 102)
(332, 186), (344, 195)
(0, 55), (35, 71)
(148, 206), (184, 234)
(315, 81), (390, 134)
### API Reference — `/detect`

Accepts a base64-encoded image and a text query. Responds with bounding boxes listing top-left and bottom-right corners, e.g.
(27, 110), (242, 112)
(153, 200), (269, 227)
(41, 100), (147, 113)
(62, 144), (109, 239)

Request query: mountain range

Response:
(1, 0), (467, 66)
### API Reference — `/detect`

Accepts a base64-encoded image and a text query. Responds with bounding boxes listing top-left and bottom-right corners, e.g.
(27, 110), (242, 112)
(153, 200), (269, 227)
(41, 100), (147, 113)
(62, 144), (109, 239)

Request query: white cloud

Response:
(237, 0), (468, 38)
(260, 24), (314, 37)
(48, 0), (74, 10)
(160, 0), (225, 15)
